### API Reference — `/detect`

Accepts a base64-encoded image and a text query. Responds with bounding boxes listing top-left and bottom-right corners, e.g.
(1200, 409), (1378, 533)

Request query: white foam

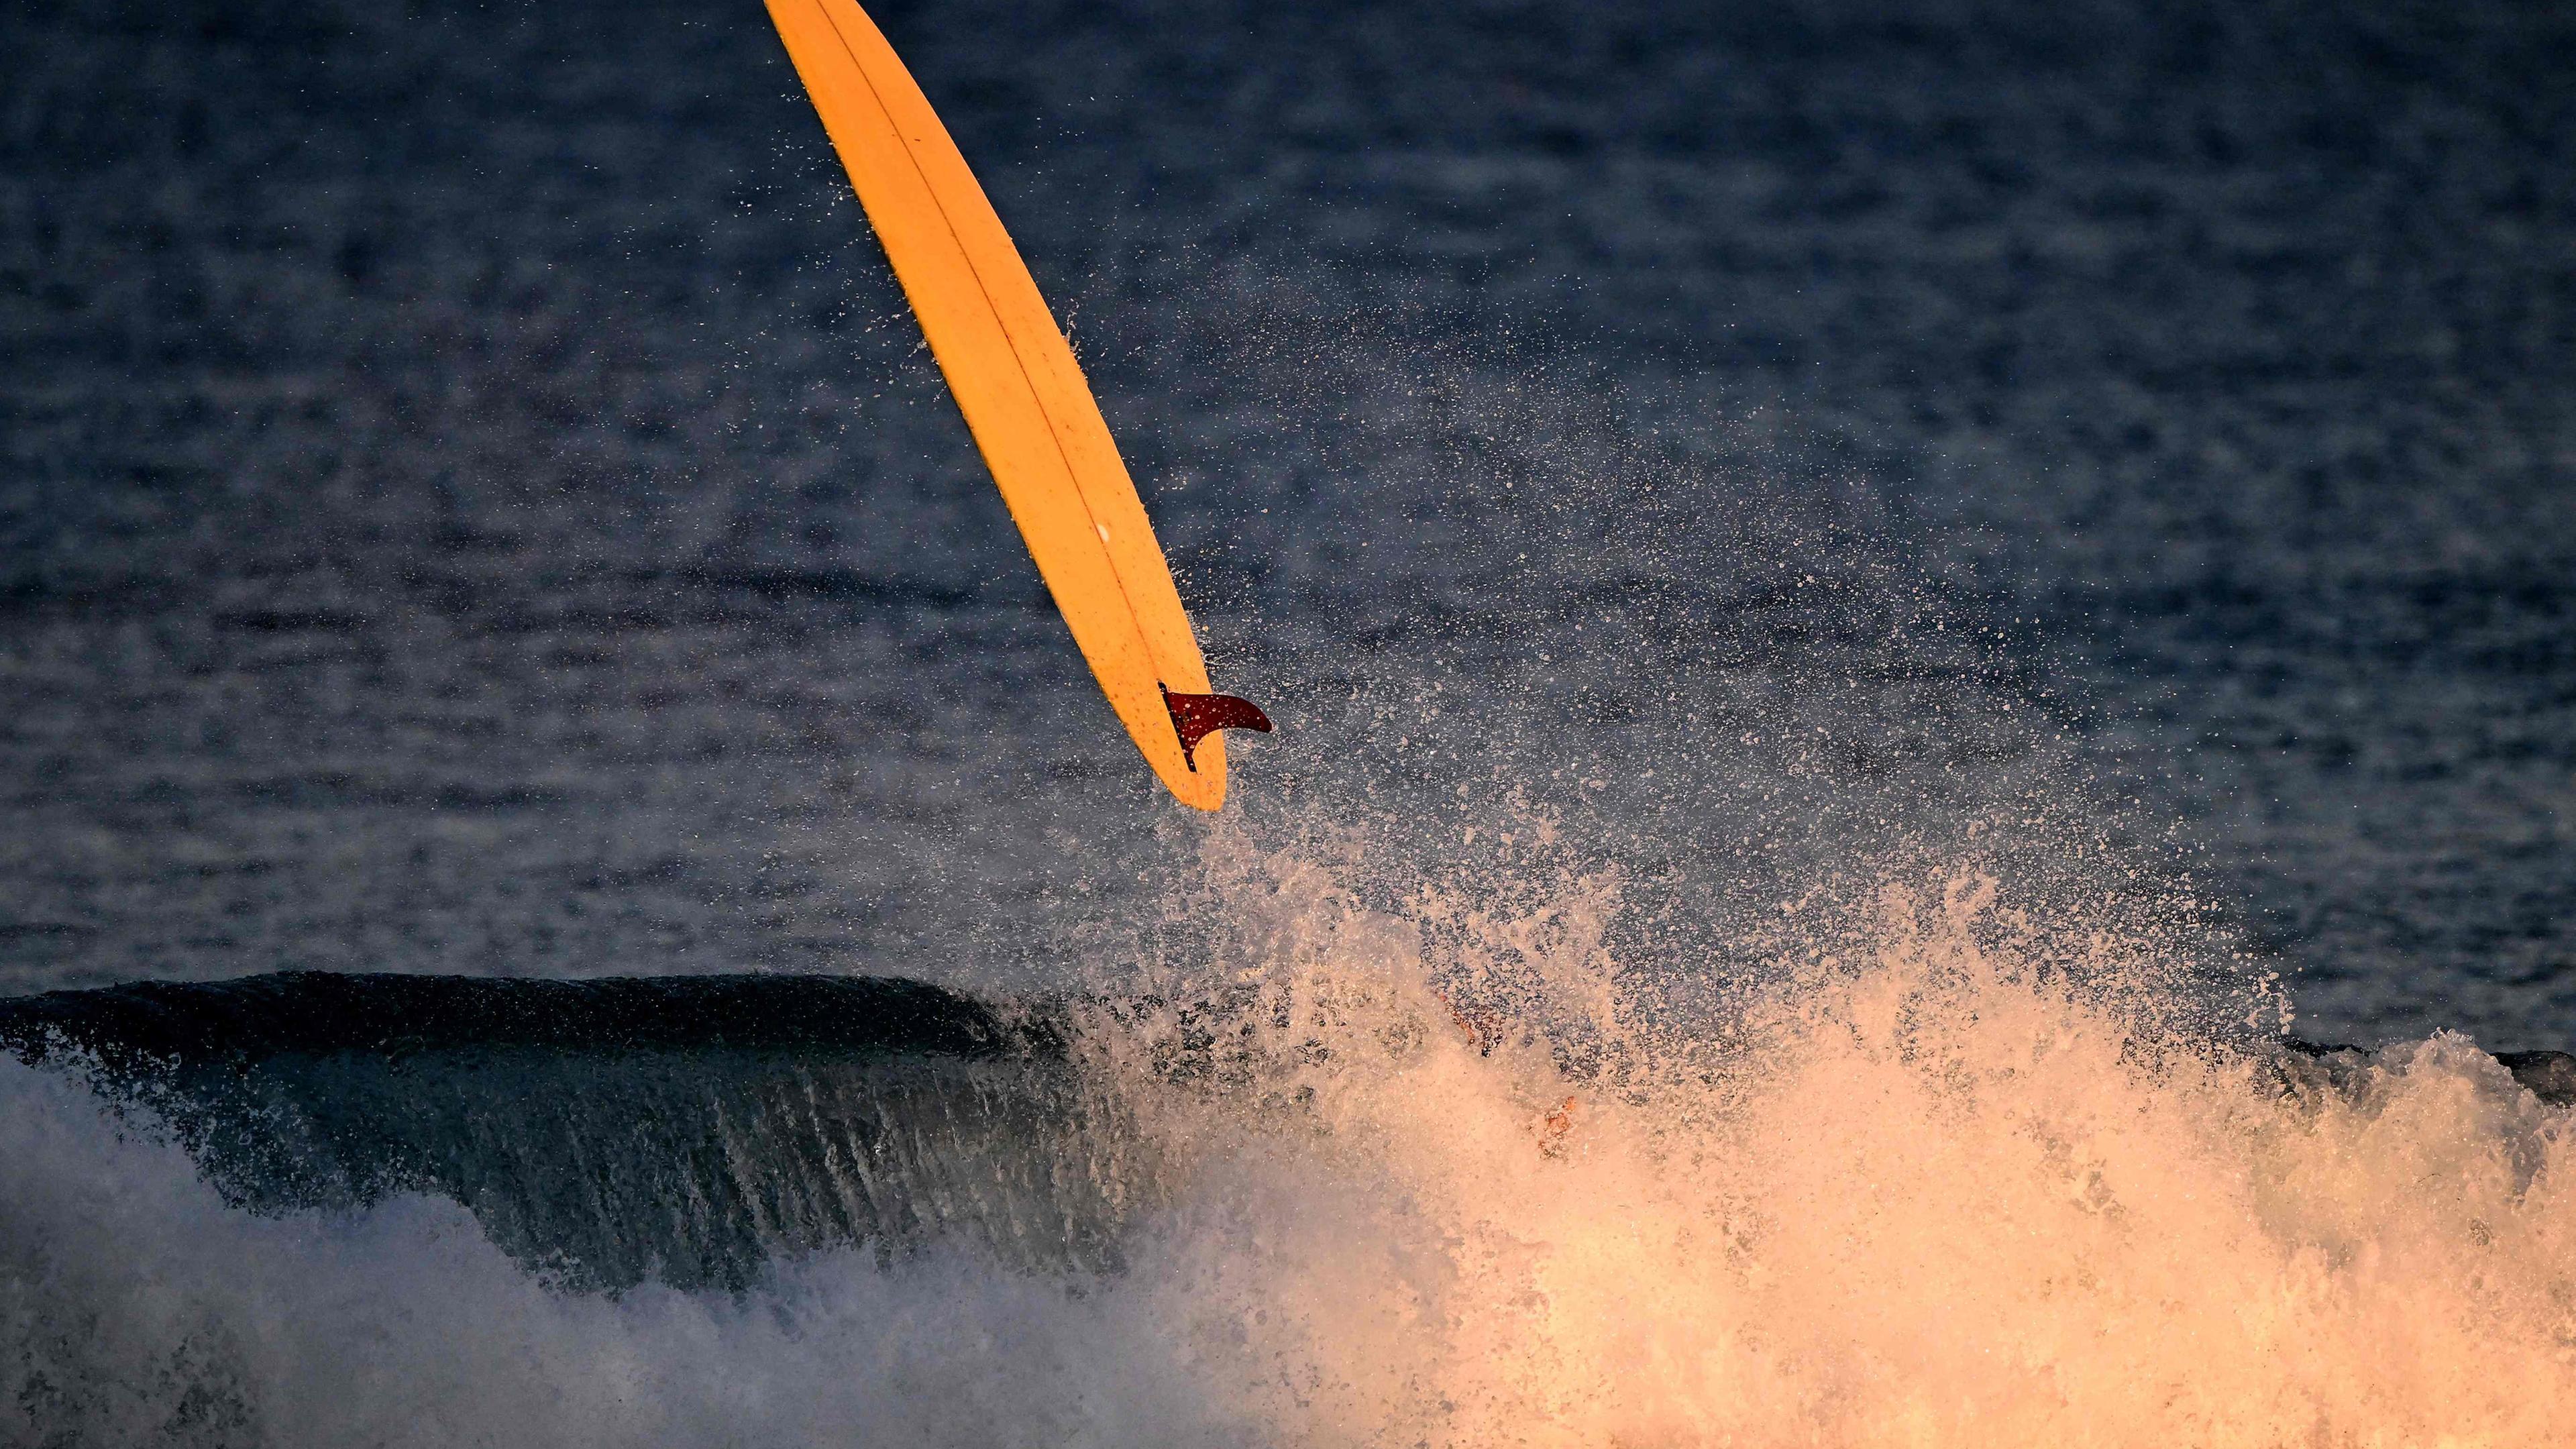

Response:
(7, 858), (2575, 1446)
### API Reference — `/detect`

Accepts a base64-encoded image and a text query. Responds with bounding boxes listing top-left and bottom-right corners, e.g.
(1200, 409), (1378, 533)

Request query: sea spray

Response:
(7, 846), (2576, 1445)
(1065, 849), (2576, 1446)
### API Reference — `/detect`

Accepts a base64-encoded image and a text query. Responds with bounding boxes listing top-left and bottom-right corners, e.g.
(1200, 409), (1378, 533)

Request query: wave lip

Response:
(0, 970), (1058, 1067)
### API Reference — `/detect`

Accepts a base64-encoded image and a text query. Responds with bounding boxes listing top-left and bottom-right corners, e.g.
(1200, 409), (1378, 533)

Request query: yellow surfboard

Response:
(764, 0), (1267, 810)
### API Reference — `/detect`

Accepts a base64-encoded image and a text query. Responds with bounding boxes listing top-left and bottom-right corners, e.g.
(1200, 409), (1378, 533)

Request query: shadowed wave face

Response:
(0, 973), (1136, 1290)
(7, 967), (2574, 1301)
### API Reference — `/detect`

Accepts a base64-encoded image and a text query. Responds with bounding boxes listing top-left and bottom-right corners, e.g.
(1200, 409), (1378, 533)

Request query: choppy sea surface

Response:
(4, 0), (2573, 1442)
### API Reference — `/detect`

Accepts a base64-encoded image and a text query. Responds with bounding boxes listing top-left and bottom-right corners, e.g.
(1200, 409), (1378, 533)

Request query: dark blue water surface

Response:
(3, 0), (2571, 1044)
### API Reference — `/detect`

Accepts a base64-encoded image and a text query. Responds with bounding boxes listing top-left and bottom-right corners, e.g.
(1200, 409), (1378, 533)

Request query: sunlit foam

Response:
(5, 843), (2573, 1445)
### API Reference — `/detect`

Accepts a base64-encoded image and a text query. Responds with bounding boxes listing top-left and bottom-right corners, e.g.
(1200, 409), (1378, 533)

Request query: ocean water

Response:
(4, 0), (2573, 1442)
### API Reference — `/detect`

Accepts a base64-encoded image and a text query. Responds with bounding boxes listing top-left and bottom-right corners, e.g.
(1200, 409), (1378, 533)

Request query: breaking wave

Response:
(7, 847), (2576, 1446)
(1, 973), (1124, 1289)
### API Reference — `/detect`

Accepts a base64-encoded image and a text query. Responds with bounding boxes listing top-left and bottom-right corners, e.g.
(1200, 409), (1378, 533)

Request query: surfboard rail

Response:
(763, 0), (1263, 809)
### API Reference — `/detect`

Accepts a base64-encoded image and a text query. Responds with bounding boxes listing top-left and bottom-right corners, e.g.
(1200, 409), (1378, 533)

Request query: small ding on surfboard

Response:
(763, 0), (1269, 810)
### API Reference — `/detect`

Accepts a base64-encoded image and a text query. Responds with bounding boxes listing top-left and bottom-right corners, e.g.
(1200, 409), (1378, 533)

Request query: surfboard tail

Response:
(765, 0), (1260, 811)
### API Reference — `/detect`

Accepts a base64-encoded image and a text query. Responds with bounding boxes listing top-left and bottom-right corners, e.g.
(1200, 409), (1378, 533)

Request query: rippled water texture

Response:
(5, 0), (2573, 1442)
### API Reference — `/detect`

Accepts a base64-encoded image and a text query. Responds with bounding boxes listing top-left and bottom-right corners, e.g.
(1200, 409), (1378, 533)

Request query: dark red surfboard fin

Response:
(1160, 685), (1273, 772)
